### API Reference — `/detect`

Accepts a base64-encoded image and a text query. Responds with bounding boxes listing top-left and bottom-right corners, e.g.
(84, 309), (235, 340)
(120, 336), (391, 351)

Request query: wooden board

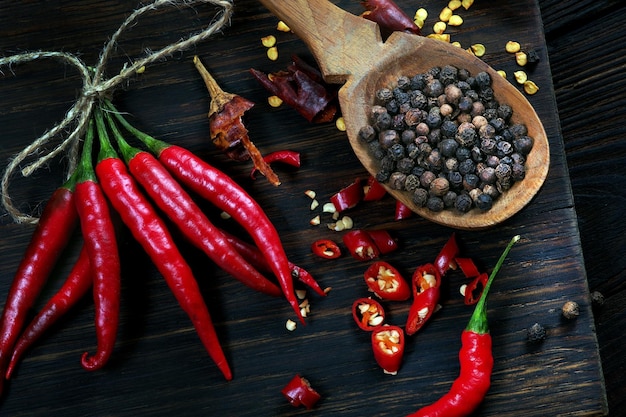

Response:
(0, 0), (608, 415)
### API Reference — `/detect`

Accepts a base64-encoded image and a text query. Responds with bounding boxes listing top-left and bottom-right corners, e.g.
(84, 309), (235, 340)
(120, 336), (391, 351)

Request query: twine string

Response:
(0, 0), (234, 224)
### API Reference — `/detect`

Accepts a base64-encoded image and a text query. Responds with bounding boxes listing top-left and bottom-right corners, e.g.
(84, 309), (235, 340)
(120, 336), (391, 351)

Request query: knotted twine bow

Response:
(0, 0), (234, 224)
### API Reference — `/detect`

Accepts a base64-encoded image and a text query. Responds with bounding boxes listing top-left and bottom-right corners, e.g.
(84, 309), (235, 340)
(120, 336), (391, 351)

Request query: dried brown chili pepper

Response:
(193, 56), (280, 186)
(250, 55), (337, 123)
(360, 0), (421, 38)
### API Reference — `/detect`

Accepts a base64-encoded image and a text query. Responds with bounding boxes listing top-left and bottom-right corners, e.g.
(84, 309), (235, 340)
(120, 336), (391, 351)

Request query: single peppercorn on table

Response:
(0, 0), (609, 416)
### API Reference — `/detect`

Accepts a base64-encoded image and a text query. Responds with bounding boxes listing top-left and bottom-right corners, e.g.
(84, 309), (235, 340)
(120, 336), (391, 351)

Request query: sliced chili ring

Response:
(464, 272), (489, 305)
(281, 374), (321, 409)
(364, 261), (410, 301)
(366, 229), (398, 255)
(330, 178), (363, 212)
(343, 229), (380, 261)
(456, 257), (481, 279)
(434, 233), (459, 277)
(362, 175), (387, 201)
(352, 297), (386, 331)
(311, 239), (342, 259)
(394, 200), (413, 220)
(371, 324), (405, 375)
(411, 263), (441, 299)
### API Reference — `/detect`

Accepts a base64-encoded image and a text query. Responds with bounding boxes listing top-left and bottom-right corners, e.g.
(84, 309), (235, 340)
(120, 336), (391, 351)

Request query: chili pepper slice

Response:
(406, 263), (441, 336)
(94, 111), (232, 380)
(394, 200), (414, 220)
(364, 261), (410, 301)
(407, 236), (519, 417)
(360, 0), (421, 37)
(352, 297), (386, 331)
(311, 239), (342, 260)
(464, 273), (489, 306)
(365, 229), (398, 255)
(456, 257), (481, 280)
(343, 229), (380, 261)
(6, 245), (92, 380)
(371, 324), (405, 375)
(330, 178), (363, 213)
(107, 102), (306, 324)
(250, 55), (337, 124)
(250, 150), (301, 180)
(75, 117), (121, 371)
(434, 233), (459, 277)
(0, 169), (79, 394)
(281, 374), (321, 410)
(362, 175), (387, 202)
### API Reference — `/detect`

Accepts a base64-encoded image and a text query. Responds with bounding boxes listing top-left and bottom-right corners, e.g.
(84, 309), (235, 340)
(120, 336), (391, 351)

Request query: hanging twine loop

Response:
(0, 0), (234, 224)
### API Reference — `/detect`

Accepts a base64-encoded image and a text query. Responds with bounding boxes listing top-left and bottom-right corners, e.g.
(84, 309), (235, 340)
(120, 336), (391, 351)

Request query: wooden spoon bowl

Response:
(258, 0), (549, 230)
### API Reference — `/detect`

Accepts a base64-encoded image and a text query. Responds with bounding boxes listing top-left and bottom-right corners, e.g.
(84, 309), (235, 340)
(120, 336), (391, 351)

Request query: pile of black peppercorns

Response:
(359, 65), (534, 213)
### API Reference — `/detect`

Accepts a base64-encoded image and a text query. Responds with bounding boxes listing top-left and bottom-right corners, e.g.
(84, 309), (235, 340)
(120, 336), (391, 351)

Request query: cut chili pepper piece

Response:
(406, 263), (441, 335)
(330, 178), (364, 213)
(352, 297), (386, 331)
(311, 239), (342, 259)
(371, 324), (405, 375)
(364, 261), (410, 301)
(250, 150), (301, 180)
(343, 229), (380, 261)
(434, 233), (459, 277)
(464, 272), (489, 306)
(281, 374), (321, 409)
(362, 175), (387, 201)
(394, 200), (414, 220)
(360, 0), (421, 37)
(456, 257), (481, 279)
(365, 229), (398, 255)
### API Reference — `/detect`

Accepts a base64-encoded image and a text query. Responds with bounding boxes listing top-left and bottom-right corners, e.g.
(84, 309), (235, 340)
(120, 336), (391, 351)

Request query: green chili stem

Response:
(466, 235), (520, 334)
(103, 111), (140, 164)
(74, 120), (97, 184)
(94, 106), (119, 162)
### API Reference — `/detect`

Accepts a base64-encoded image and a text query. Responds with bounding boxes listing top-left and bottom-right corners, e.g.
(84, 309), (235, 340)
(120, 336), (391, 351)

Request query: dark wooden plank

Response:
(0, 0), (607, 415)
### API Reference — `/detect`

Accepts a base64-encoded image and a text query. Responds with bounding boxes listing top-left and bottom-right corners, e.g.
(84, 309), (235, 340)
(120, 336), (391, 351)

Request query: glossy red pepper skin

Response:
(343, 229), (380, 261)
(464, 273), (489, 305)
(311, 239), (342, 259)
(281, 374), (321, 409)
(361, 0), (421, 36)
(352, 297), (386, 331)
(94, 135), (231, 380)
(456, 257), (481, 279)
(371, 325), (405, 374)
(366, 229), (398, 255)
(364, 261), (410, 301)
(394, 200), (414, 220)
(330, 178), (363, 212)
(6, 246), (92, 379)
(0, 179), (78, 394)
(406, 263), (441, 335)
(362, 176), (387, 201)
(434, 233), (459, 277)
(250, 150), (301, 180)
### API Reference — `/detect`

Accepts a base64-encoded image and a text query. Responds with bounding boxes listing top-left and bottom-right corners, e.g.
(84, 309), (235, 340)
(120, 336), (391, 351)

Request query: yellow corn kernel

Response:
(514, 70), (528, 84)
(448, 0), (462, 10)
(433, 21), (447, 34)
(497, 70), (507, 79)
(335, 117), (346, 132)
(415, 7), (428, 21)
(470, 43), (485, 57)
(276, 20), (291, 32)
(505, 41), (521, 53)
(523, 80), (539, 95)
(261, 35), (276, 48)
(439, 7), (453, 22)
(515, 51), (528, 66)
(266, 46), (278, 61)
(267, 95), (283, 107)
(462, 0), (474, 9)
(448, 15), (463, 26)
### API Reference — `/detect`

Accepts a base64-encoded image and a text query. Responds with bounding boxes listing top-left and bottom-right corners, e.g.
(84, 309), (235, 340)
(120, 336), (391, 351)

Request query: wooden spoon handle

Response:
(257, 0), (382, 84)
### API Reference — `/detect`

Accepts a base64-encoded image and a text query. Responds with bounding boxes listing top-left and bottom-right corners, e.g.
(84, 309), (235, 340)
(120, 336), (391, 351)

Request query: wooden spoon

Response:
(258, 0), (549, 230)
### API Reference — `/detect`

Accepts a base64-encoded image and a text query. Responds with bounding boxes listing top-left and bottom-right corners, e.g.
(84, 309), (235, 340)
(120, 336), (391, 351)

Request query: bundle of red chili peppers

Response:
(0, 100), (325, 394)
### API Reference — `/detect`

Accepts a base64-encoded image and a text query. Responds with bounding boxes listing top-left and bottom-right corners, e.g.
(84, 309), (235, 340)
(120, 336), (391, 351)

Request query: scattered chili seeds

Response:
(523, 80), (539, 95)
(497, 70), (507, 78)
(527, 322), (546, 342)
(505, 41), (521, 53)
(448, 0), (462, 11)
(261, 35), (276, 48)
(276, 20), (291, 32)
(515, 51), (528, 66)
(469, 43), (486, 57)
(562, 301), (580, 319)
(448, 14), (463, 26)
(286, 319), (297, 331)
(309, 215), (321, 226)
(433, 21), (447, 34)
(514, 70), (528, 84)
(439, 7), (453, 22)
(266, 46), (278, 61)
(335, 116), (346, 132)
(267, 95), (283, 107)
(461, 0), (474, 9)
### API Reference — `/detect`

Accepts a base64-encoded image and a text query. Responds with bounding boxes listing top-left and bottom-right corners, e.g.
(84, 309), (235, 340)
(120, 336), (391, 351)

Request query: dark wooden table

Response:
(0, 0), (621, 415)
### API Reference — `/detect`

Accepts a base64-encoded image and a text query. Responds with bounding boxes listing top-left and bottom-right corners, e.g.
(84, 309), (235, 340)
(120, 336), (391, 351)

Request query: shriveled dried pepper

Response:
(352, 297), (386, 331)
(371, 324), (405, 375)
(250, 55), (337, 123)
(360, 0), (421, 37)
(405, 263), (441, 335)
(250, 150), (301, 180)
(364, 261), (410, 301)
(193, 56), (280, 186)
(407, 235), (520, 417)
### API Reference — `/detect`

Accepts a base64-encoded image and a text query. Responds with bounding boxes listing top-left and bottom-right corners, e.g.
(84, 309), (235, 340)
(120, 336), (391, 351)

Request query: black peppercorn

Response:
(562, 301), (580, 320)
(426, 196), (444, 212)
(379, 129), (399, 149)
(368, 141), (385, 160)
(462, 173), (479, 190)
(456, 124), (477, 147)
(404, 174), (420, 191)
(479, 86), (494, 101)
(396, 157), (415, 174)
(458, 158), (476, 176)
(389, 172), (407, 190)
(401, 129), (417, 145)
(424, 79), (443, 97)
(386, 99), (399, 114)
(427, 128), (442, 145)
(442, 190), (457, 208)
(439, 138), (459, 157)
(410, 73), (427, 90)
(489, 117), (506, 133)
(376, 88), (394, 103)
(479, 123), (496, 139)
(379, 155), (396, 172)
(474, 71), (491, 88)
(439, 65), (458, 85)
(497, 104), (513, 121)
(388, 143), (405, 160)
(479, 166), (496, 184)
(425, 112), (442, 129)
(455, 146), (471, 161)
(590, 291), (605, 308)
(513, 135), (534, 156)
(496, 140), (514, 157)
(475, 193), (493, 211)
(454, 193), (473, 212)
(396, 75), (411, 90)
(440, 120), (458, 139)
(358, 125), (377, 142)
(372, 111), (392, 132)
(480, 138), (497, 155)
(448, 171), (463, 189)
(420, 170), (436, 188)
(376, 170), (391, 183)
(485, 155), (500, 168)
(429, 177), (450, 197)
(494, 163), (512, 181)
(404, 108), (422, 126)
(412, 187), (429, 207)
(410, 91), (428, 109)
(527, 323), (546, 342)
(509, 123), (528, 138)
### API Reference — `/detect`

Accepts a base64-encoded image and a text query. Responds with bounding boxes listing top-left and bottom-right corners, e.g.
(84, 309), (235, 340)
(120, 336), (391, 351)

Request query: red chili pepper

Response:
(456, 257), (481, 279)
(365, 229), (398, 255)
(330, 178), (363, 213)
(434, 233), (459, 277)
(0, 170), (79, 394)
(106, 113), (282, 298)
(405, 263), (441, 336)
(6, 245), (92, 380)
(74, 118), (121, 371)
(464, 273), (489, 306)
(364, 261), (410, 301)
(311, 239), (342, 260)
(250, 55), (337, 124)
(360, 0), (421, 37)
(352, 297), (386, 331)
(94, 113), (232, 380)
(108, 103), (306, 324)
(281, 374), (321, 410)
(343, 229), (380, 261)
(371, 324), (405, 375)
(407, 236), (519, 417)
(362, 175), (387, 201)
(250, 150), (301, 180)
(394, 200), (414, 220)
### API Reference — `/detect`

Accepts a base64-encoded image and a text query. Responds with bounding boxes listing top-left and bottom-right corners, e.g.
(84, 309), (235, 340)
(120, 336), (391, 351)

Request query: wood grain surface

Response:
(0, 1), (610, 416)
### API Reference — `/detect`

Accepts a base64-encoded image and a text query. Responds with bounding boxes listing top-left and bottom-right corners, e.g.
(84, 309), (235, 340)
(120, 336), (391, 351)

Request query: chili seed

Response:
(266, 46), (278, 61)
(276, 20), (291, 32)
(470, 44), (486, 57)
(335, 117), (346, 132)
(523, 80), (539, 95)
(268, 95), (283, 107)
(514, 70), (528, 84)
(286, 319), (297, 331)
(462, 0), (474, 9)
(439, 7), (453, 22)
(448, 0), (462, 10)
(261, 35), (276, 48)
(515, 51), (528, 66)
(448, 15), (463, 26)
(415, 7), (428, 21)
